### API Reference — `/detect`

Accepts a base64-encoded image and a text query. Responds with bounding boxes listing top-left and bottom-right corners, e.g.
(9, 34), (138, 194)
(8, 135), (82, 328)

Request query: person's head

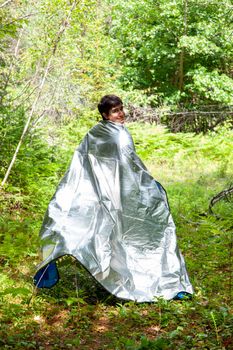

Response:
(98, 95), (125, 124)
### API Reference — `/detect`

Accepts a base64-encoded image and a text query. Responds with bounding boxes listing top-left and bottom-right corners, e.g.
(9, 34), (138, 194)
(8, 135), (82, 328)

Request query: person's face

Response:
(104, 104), (125, 124)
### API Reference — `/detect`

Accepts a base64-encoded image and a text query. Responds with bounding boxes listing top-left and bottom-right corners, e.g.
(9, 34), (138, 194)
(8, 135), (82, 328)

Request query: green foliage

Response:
(0, 107), (26, 176)
(187, 67), (233, 104)
(109, 0), (233, 106)
(136, 336), (170, 350)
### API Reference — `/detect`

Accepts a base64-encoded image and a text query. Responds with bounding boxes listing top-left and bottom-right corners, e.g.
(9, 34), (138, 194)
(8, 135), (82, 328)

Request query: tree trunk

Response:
(178, 0), (188, 91)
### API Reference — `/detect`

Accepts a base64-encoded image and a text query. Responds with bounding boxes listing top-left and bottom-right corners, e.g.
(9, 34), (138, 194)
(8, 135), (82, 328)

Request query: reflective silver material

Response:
(36, 120), (193, 302)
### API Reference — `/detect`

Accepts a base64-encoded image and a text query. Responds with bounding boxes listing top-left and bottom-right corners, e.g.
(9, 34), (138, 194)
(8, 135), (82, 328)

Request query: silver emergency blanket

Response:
(35, 120), (193, 302)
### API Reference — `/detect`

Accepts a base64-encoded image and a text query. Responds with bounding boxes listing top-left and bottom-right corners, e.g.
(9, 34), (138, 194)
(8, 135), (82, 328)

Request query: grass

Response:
(0, 122), (232, 349)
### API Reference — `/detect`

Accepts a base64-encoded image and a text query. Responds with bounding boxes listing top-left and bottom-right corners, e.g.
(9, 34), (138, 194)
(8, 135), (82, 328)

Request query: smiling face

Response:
(104, 104), (125, 124)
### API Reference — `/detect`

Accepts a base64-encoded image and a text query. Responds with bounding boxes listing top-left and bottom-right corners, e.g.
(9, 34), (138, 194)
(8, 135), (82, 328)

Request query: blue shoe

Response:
(173, 291), (193, 300)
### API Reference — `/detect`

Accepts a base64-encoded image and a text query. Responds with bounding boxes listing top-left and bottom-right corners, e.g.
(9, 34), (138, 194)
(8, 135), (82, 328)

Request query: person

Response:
(34, 94), (193, 302)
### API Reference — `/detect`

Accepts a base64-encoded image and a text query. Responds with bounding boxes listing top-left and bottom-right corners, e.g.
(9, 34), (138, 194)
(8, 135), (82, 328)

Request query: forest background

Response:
(0, 0), (233, 349)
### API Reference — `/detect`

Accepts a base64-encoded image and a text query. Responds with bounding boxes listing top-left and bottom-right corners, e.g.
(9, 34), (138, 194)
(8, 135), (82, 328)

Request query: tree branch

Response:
(0, 0), (12, 8)
(209, 185), (233, 214)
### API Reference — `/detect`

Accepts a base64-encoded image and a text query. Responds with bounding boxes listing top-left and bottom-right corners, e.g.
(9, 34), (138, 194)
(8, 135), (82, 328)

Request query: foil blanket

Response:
(34, 120), (193, 302)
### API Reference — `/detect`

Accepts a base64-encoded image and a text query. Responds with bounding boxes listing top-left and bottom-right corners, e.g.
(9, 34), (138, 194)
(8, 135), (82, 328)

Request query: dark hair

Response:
(98, 95), (123, 119)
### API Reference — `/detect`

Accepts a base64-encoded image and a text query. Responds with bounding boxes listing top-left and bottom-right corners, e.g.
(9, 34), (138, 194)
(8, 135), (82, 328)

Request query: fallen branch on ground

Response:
(209, 185), (233, 214)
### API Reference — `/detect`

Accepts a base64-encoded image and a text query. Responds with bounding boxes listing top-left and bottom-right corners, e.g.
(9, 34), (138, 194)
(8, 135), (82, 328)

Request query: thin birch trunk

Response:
(178, 0), (188, 91)
(0, 0), (12, 8)
(1, 0), (77, 187)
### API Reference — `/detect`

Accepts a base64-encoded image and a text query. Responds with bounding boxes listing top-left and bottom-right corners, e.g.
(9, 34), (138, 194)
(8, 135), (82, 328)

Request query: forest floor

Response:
(0, 122), (232, 349)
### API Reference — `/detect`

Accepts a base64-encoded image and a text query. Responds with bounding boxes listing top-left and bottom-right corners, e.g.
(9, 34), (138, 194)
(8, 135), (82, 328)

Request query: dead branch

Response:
(209, 185), (233, 214)
(168, 111), (233, 116)
(126, 104), (160, 123)
(126, 104), (233, 133)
